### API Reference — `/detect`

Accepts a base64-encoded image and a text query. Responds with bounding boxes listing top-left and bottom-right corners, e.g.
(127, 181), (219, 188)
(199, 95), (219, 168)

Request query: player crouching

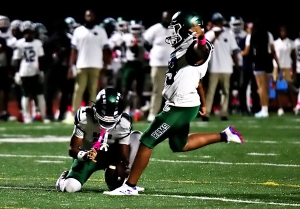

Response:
(56, 88), (144, 192)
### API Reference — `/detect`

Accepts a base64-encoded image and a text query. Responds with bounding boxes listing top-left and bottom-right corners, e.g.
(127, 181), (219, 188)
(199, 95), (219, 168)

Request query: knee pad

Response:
(64, 178), (82, 193)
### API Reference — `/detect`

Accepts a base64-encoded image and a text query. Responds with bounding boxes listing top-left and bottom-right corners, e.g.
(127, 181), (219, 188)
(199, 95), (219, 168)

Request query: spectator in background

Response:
(63, 9), (108, 124)
(0, 16), (13, 121)
(12, 21), (47, 123)
(203, 13), (239, 121)
(239, 22), (260, 114)
(143, 11), (172, 122)
(273, 25), (296, 116)
(121, 20), (146, 121)
(294, 28), (300, 115)
(241, 18), (280, 118)
(43, 19), (72, 121)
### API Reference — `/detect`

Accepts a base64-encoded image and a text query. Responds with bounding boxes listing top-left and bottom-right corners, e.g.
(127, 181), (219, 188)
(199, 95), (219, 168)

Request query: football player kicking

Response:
(55, 88), (144, 192)
(103, 11), (244, 196)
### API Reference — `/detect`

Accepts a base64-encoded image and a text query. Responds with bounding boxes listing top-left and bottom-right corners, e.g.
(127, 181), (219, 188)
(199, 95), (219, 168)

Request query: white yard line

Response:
(35, 160), (64, 163)
(0, 186), (298, 207)
(0, 154), (298, 167)
(0, 137), (69, 142)
(247, 153), (278, 156)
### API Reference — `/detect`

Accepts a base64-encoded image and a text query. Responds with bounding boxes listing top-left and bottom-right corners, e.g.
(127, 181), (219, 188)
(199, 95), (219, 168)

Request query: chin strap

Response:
(100, 131), (109, 152)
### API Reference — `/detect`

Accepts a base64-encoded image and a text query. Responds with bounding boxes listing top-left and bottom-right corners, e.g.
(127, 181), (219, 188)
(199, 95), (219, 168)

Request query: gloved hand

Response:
(38, 71), (44, 83)
(14, 73), (22, 85)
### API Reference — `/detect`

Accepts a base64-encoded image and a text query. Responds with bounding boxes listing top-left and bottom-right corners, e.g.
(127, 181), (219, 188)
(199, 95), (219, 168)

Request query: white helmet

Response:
(11, 20), (22, 29)
(20, 20), (34, 32)
(116, 17), (128, 33)
(229, 16), (244, 33)
(129, 20), (144, 36)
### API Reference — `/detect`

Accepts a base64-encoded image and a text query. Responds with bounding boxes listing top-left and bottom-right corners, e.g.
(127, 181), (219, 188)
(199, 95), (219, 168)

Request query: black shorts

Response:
(21, 75), (43, 97)
(121, 61), (145, 95)
(0, 67), (10, 91)
(295, 73), (300, 88)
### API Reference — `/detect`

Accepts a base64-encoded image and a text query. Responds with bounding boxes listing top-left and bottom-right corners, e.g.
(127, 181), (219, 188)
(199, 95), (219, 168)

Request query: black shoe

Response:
(202, 116), (209, 122)
(0, 112), (10, 121)
(220, 116), (228, 121)
(241, 110), (251, 116)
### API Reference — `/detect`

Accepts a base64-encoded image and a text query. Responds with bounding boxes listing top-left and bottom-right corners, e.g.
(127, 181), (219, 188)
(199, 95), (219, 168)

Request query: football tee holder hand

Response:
(92, 129), (110, 152)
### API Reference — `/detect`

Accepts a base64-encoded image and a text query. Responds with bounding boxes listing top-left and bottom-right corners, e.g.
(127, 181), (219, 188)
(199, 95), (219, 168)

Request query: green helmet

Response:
(165, 11), (204, 48)
(93, 88), (124, 129)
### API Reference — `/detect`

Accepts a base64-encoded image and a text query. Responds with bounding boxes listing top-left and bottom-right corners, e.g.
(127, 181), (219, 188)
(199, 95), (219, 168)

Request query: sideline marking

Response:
(0, 137), (69, 143)
(0, 186), (299, 207)
(247, 153), (278, 156)
(0, 154), (299, 167)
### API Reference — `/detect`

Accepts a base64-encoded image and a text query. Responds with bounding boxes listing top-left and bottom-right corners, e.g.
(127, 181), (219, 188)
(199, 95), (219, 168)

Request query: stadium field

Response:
(0, 114), (300, 209)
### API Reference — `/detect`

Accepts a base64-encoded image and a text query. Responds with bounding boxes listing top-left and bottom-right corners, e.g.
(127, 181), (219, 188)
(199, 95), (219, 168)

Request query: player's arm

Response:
(191, 23), (209, 64)
(11, 47), (21, 72)
(197, 81), (206, 116)
(117, 113), (133, 167)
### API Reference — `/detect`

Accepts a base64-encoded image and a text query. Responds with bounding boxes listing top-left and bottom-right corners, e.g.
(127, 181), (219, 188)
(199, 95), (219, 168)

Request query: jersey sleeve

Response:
(143, 25), (155, 44)
(37, 40), (44, 57)
(115, 113), (132, 145)
(72, 107), (89, 138)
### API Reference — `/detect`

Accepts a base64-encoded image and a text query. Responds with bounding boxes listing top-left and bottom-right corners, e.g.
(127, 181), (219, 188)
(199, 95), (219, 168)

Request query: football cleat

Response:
(136, 186), (145, 192)
(221, 126), (244, 144)
(103, 184), (139, 195)
(55, 170), (69, 190)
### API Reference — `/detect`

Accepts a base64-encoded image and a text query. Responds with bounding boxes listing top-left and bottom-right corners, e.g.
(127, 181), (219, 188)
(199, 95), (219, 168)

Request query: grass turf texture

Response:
(0, 114), (300, 209)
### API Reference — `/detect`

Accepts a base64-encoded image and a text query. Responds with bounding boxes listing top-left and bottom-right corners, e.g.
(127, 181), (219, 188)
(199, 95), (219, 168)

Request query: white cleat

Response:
(221, 126), (244, 144)
(254, 111), (269, 118)
(55, 170), (69, 190)
(103, 184), (139, 195)
(136, 186), (145, 192)
(294, 105), (300, 115)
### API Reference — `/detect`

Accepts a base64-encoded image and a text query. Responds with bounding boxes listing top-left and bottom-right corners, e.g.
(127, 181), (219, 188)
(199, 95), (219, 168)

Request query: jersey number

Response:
(165, 56), (177, 85)
(23, 47), (36, 62)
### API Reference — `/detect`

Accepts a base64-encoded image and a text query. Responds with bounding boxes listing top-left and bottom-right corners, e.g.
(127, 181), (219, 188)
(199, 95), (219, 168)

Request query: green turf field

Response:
(0, 114), (300, 209)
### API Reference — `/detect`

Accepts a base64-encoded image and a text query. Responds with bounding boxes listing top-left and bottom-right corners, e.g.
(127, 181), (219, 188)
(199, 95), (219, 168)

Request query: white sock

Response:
(31, 100), (36, 118)
(297, 90), (300, 106)
(262, 106), (268, 113)
(21, 97), (30, 119)
(37, 94), (46, 119)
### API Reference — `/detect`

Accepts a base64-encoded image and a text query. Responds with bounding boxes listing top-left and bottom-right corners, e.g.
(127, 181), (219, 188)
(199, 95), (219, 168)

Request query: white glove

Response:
(14, 73), (22, 85)
(38, 71), (44, 83)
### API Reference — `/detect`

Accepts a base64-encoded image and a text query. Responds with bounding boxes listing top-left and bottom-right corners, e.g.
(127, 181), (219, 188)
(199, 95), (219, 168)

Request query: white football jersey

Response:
(13, 38), (44, 77)
(108, 31), (124, 71)
(162, 36), (213, 107)
(295, 38), (300, 73)
(122, 33), (145, 62)
(73, 106), (132, 151)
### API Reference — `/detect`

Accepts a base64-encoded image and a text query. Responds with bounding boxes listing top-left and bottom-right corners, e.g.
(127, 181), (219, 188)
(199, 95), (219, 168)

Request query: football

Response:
(104, 163), (129, 191)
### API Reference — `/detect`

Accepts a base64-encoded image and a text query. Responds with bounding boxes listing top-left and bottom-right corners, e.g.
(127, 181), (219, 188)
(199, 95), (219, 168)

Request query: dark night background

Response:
(1, 0), (299, 38)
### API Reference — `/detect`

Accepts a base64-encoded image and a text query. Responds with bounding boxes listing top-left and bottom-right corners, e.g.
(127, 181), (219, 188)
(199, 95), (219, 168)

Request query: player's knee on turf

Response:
(64, 178), (82, 193)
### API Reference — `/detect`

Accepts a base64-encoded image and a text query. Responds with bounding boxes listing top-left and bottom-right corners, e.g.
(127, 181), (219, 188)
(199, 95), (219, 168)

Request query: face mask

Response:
(85, 20), (96, 29)
(162, 22), (169, 28)
(0, 28), (8, 33)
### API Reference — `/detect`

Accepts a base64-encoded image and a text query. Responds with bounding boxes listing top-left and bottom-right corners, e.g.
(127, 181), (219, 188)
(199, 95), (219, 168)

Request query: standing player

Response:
(121, 20), (145, 120)
(12, 21), (47, 123)
(55, 88), (144, 192)
(294, 28), (300, 114)
(104, 11), (244, 195)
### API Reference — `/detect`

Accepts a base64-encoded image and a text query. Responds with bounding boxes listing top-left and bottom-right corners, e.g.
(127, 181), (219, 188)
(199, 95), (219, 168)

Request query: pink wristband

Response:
(197, 36), (206, 46)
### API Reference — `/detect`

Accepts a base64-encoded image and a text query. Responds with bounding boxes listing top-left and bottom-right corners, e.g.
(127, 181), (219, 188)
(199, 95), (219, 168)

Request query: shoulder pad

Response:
(121, 113), (132, 124)
(74, 106), (93, 125)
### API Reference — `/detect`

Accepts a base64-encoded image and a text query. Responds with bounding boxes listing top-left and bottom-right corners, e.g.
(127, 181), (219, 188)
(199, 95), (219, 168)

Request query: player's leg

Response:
(121, 63), (135, 113)
(20, 76), (32, 123)
(203, 73), (220, 120)
(56, 159), (97, 193)
(128, 131), (142, 169)
(32, 75), (47, 122)
(87, 68), (101, 103)
(71, 69), (88, 115)
(295, 73), (300, 115)
(103, 107), (181, 194)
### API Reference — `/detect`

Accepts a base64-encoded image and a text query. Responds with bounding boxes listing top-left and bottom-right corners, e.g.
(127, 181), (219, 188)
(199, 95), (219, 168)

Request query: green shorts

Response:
(21, 75), (43, 97)
(140, 105), (199, 152)
(121, 61), (144, 95)
(66, 143), (120, 185)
